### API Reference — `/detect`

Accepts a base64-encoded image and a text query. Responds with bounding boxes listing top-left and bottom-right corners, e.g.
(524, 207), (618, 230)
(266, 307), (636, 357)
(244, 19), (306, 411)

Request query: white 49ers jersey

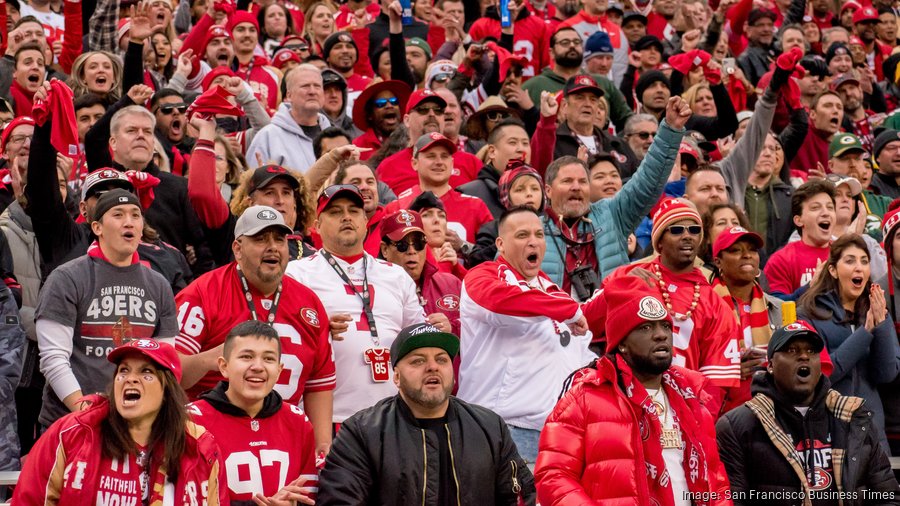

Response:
(286, 252), (425, 422)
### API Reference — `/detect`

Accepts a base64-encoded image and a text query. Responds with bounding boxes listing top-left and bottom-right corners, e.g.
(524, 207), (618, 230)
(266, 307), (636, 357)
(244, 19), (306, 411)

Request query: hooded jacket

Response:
(317, 394), (536, 505)
(799, 291), (900, 452)
(716, 374), (900, 505)
(456, 164), (504, 219)
(0, 201), (39, 339)
(246, 103), (332, 175)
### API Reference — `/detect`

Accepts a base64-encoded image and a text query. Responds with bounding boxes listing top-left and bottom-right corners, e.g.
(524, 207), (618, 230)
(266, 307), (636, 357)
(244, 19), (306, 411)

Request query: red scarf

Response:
(10, 80), (35, 117)
(87, 240), (149, 268)
(615, 355), (714, 506)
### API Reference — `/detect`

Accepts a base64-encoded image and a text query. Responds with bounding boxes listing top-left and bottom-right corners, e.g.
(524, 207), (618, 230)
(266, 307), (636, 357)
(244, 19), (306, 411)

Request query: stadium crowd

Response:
(0, 0), (900, 501)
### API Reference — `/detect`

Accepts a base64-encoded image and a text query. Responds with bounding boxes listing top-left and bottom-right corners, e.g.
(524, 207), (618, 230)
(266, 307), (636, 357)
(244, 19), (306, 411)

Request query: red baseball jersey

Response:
(175, 263), (336, 402)
(188, 399), (318, 502)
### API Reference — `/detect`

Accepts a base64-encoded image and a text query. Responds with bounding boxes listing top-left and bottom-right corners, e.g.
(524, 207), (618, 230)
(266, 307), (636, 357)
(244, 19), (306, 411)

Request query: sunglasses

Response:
(432, 72), (452, 83)
(414, 104), (445, 115)
(486, 111), (509, 122)
(372, 97), (399, 108)
(630, 131), (655, 140)
(157, 103), (187, 115)
(391, 236), (427, 252)
(666, 225), (702, 236)
(321, 184), (359, 198)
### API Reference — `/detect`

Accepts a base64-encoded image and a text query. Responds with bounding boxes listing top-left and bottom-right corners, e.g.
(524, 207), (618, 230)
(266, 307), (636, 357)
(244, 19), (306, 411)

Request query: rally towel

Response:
(32, 79), (80, 161)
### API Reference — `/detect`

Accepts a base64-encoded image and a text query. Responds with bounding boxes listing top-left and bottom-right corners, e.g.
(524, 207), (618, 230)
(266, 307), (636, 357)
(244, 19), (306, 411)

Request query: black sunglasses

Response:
(486, 111), (509, 122)
(157, 103), (187, 115)
(667, 225), (702, 236)
(391, 236), (427, 253)
(414, 104), (445, 115)
(373, 97), (399, 108)
(321, 184), (360, 198)
(630, 131), (655, 140)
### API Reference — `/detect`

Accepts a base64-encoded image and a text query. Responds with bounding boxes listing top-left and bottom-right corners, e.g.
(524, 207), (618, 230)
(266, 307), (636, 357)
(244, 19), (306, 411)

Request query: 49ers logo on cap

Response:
(396, 210), (415, 226)
(266, 166), (287, 174)
(301, 308), (319, 326)
(575, 75), (593, 86)
(729, 226), (749, 234)
(783, 322), (806, 331)
(133, 339), (160, 349)
(99, 169), (119, 179)
(257, 209), (278, 220)
(637, 296), (667, 320)
(436, 294), (459, 311)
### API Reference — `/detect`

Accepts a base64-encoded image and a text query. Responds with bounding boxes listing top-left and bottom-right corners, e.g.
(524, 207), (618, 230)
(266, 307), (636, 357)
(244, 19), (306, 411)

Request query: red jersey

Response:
(189, 393), (318, 502)
(236, 56), (282, 115)
(353, 129), (382, 160)
(345, 72), (373, 113)
(468, 16), (550, 79)
(385, 185), (493, 243)
(175, 262), (336, 402)
(763, 240), (830, 296)
(376, 147), (482, 195)
(598, 259), (742, 388)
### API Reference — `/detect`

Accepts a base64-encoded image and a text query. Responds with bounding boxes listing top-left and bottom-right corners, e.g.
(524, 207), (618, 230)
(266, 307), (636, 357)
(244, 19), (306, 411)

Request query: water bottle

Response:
(500, 0), (511, 27)
(400, 0), (413, 25)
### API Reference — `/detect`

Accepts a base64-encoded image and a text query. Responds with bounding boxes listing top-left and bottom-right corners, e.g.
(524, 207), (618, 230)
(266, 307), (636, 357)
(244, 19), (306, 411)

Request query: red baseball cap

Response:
(678, 140), (700, 160)
(712, 226), (764, 258)
(201, 66), (238, 91)
(841, 0), (861, 14)
(317, 184), (365, 215)
(272, 48), (301, 69)
(852, 6), (879, 24)
(381, 209), (426, 241)
(107, 339), (182, 382)
(406, 88), (447, 114)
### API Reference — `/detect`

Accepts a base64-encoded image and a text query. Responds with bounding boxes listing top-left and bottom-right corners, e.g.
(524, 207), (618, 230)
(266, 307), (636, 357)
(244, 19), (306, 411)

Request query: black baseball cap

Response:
(390, 323), (459, 367)
(248, 165), (300, 194)
(409, 191), (445, 212)
(317, 184), (365, 215)
(91, 189), (142, 222)
(321, 68), (347, 90)
(767, 321), (826, 360)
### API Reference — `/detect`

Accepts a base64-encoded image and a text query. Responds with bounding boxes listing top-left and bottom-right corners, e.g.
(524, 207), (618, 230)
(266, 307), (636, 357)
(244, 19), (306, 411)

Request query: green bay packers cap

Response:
(829, 132), (867, 159)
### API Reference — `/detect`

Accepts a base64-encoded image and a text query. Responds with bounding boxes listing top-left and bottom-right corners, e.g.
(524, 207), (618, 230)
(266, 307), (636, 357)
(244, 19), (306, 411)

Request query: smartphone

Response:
(723, 57), (736, 75)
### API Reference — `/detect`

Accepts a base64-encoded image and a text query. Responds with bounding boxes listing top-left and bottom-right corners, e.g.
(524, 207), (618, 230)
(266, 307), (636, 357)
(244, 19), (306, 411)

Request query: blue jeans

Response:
(508, 425), (540, 466)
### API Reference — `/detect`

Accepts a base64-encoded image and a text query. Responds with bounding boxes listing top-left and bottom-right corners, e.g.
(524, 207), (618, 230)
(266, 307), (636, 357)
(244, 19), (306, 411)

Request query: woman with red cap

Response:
(12, 340), (228, 505)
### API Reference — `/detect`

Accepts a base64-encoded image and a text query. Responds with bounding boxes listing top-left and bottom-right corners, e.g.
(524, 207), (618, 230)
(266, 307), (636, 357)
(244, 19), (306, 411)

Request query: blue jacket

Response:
(541, 120), (683, 286)
(800, 291), (900, 452)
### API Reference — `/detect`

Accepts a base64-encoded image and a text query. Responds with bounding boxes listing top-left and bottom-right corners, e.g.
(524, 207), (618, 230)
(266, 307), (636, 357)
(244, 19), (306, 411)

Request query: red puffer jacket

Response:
(534, 358), (732, 506)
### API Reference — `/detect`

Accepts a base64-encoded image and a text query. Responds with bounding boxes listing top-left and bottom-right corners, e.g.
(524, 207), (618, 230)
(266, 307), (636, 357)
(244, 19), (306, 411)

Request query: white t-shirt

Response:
(576, 134), (598, 155)
(19, 4), (65, 41)
(647, 388), (690, 506)
(285, 252), (425, 422)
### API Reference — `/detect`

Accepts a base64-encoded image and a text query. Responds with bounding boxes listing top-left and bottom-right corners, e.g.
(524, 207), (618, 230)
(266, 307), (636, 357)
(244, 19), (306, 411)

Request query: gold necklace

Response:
(649, 387), (684, 450)
(653, 263), (700, 322)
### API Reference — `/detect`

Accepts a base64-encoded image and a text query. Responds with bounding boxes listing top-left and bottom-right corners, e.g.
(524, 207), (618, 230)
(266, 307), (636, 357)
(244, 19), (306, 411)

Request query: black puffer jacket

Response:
(318, 395), (536, 506)
(716, 374), (900, 505)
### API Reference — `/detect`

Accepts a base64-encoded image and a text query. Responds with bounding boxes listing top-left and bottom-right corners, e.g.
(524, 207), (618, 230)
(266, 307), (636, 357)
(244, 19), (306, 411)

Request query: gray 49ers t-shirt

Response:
(35, 255), (177, 426)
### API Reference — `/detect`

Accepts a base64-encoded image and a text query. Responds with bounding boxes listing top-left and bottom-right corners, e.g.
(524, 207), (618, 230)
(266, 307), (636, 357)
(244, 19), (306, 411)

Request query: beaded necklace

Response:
(653, 263), (700, 321)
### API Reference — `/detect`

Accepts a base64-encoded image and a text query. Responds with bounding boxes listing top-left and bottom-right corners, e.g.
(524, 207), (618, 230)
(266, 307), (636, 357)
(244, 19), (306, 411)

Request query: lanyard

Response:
(321, 251), (379, 344)
(236, 266), (282, 325)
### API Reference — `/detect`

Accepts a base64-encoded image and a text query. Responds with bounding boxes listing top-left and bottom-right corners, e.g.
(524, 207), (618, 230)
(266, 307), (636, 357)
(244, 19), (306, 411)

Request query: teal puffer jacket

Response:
(541, 120), (683, 286)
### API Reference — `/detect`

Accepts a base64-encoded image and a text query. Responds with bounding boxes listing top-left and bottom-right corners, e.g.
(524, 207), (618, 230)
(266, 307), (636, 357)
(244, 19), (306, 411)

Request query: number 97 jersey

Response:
(188, 398), (318, 502)
(175, 263), (337, 402)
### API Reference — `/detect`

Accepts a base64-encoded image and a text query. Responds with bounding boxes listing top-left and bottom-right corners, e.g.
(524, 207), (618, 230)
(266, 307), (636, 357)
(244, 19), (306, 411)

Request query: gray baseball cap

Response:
(235, 205), (292, 238)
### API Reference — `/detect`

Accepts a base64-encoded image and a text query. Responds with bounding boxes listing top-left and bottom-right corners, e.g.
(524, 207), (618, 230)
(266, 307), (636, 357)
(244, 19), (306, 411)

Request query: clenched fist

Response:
(664, 96), (692, 130)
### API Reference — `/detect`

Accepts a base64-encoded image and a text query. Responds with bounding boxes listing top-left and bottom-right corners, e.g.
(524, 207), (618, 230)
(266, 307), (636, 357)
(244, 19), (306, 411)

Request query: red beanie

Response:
(604, 276), (673, 352)
(0, 116), (35, 155)
(202, 25), (233, 55)
(650, 197), (702, 252)
(202, 66), (238, 91)
(228, 10), (259, 32)
(881, 199), (900, 275)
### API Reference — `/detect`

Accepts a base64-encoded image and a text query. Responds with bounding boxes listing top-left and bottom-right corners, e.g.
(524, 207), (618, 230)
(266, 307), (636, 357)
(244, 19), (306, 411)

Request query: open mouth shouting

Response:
(796, 365), (812, 381)
(169, 118), (183, 139)
(122, 387), (142, 406)
(816, 218), (832, 235)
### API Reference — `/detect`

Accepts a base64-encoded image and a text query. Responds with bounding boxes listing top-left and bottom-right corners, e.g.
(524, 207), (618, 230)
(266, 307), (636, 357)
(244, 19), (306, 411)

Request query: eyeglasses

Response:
(432, 73), (452, 83)
(666, 225), (702, 236)
(372, 97), (399, 108)
(486, 111), (509, 122)
(629, 131), (656, 140)
(556, 38), (582, 48)
(156, 103), (187, 115)
(6, 134), (31, 146)
(414, 104), (445, 115)
(391, 236), (427, 252)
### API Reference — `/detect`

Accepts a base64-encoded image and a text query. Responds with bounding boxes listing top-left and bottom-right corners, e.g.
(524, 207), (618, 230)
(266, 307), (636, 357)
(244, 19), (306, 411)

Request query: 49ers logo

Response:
(436, 294), (459, 311)
(301, 308), (319, 327)
(132, 339), (159, 349)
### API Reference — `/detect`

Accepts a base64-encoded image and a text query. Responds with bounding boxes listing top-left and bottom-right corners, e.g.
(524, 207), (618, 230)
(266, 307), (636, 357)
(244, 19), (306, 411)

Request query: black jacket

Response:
(367, 13), (429, 66)
(737, 43), (774, 88)
(870, 172), (900, 201)
(27, 121), (193, 293)
(746, 178), (793, 265)
(716, 374), (900, 505)
(318, 395), (536, 506)
(456, 164), (504, 219)
(554, 122), (638, 179)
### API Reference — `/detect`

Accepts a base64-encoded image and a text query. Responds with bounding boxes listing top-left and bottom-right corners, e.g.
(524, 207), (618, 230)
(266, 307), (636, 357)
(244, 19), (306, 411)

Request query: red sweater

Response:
(385, 184), (494, 243)
(789, 125), (833, 177)
(763, 240), (830, 296)
(376, 147), (482, 195)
